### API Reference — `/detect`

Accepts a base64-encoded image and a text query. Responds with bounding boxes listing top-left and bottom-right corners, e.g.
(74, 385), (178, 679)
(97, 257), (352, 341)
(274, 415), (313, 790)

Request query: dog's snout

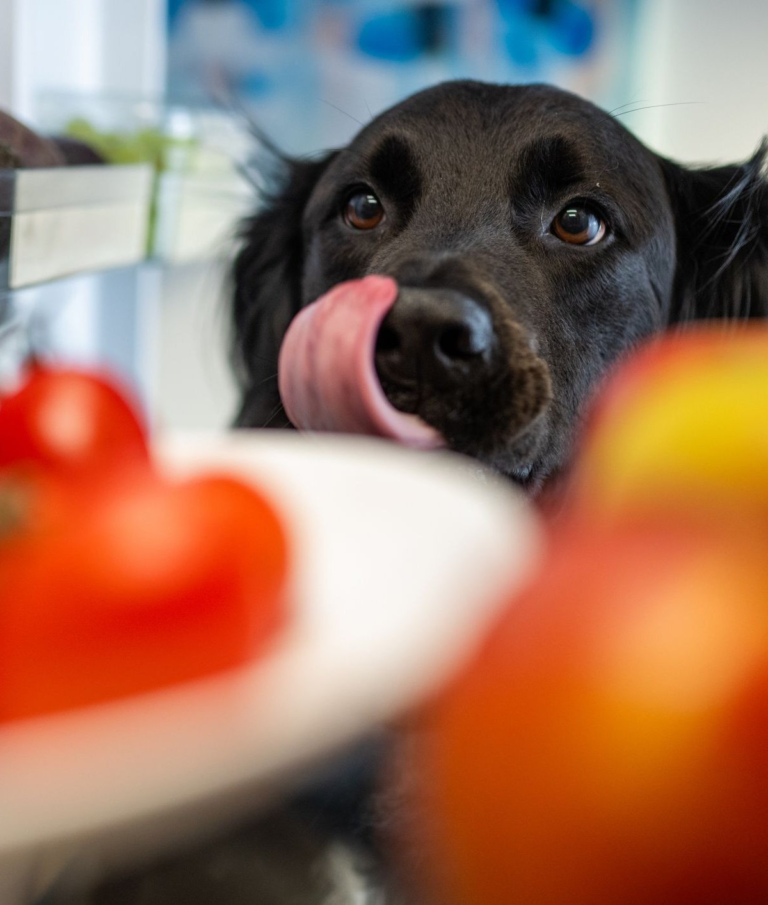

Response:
(375, 289), (494, 389)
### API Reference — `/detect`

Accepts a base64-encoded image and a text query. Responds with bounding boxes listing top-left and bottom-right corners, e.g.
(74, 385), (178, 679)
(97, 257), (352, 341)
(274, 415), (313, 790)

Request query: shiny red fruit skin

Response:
(0, 365), (150, 485)
(0, 473), (289, 721)
(406, 524), (768, 905)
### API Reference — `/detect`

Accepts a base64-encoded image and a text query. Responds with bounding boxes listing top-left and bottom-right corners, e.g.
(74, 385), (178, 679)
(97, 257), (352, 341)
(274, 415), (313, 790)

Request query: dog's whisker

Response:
(262, 401), (287, 429)
(608, 97), (649, 116)
(591, 158), (620, 184)
(607, 86), (648, 116)
(250, 372), (279, 393)
(612, 101), (704, 119)
(226, 93), (291, 161)
(320, 98), (366, 127)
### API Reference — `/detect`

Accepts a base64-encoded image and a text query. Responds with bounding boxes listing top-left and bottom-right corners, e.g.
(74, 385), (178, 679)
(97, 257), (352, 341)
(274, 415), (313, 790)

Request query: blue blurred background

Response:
(166, 0), (638, 154)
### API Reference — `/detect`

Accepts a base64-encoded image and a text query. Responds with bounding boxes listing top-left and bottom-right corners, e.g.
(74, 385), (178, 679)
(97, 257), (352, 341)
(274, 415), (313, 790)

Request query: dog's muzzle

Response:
(278, 275), (550, 458)
(375, 287), (495, 393)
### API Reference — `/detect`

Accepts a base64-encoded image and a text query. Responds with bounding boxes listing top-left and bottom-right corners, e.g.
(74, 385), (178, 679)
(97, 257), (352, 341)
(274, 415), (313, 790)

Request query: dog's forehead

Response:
(344, 81), (654, 189)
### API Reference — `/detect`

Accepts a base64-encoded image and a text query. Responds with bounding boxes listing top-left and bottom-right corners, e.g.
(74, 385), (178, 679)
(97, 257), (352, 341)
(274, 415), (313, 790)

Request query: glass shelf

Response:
(0, 161), (255, 290)
(0, 164), (153, 291)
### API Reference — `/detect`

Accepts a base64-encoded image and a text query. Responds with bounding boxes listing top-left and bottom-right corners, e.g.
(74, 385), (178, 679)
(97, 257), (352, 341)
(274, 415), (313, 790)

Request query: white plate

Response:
(0, 433), (541, 902)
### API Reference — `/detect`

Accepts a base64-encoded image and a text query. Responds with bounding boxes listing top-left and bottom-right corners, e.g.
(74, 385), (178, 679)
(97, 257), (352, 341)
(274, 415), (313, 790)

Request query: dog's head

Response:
(232, 81), (768, 492)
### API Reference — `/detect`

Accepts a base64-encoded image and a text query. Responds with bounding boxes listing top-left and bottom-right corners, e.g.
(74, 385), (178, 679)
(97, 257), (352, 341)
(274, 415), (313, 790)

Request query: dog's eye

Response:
(552, 204), (606, 246)
(344, 191), (384, 230)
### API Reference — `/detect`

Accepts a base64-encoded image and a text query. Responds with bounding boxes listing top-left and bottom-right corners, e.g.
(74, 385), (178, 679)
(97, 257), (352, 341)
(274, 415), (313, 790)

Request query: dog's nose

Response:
(375, 288), (494, 390)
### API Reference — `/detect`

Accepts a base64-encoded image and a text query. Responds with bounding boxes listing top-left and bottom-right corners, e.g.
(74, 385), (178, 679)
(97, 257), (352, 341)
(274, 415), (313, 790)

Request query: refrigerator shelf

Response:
(0, 164), (153, 291)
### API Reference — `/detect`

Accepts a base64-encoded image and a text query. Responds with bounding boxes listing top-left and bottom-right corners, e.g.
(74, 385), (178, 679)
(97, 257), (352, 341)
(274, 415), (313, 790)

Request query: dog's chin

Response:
(377, 369), (554, 495)
(278, 402), (555, 495)
(503, 459), (552, 495)
(456, 430), (555, 496)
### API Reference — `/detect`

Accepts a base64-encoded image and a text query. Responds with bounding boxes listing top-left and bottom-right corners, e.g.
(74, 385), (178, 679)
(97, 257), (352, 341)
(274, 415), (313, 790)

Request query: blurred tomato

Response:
(0, 467), (75, 562)
(0, 364), (150, 485)
(568, 325), (768, 526)
(405, 524), (768, 905)
(0, 473), (289, 721)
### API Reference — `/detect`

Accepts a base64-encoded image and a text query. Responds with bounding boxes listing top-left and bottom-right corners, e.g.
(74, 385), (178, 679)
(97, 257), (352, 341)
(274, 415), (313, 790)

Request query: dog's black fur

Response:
(231, 80), (768, 492)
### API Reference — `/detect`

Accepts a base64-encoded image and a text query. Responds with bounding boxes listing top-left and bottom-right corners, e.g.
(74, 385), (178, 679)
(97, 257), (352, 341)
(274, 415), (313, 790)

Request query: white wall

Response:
(0, 0), (20, 110)
(1, 0), (166, 121)
(154, 260), (239, 431)
(630, 0), (768, 166)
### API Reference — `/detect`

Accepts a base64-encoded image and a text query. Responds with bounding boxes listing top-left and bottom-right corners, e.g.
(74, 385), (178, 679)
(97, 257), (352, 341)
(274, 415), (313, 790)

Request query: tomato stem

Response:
(0, 482), (27, 540)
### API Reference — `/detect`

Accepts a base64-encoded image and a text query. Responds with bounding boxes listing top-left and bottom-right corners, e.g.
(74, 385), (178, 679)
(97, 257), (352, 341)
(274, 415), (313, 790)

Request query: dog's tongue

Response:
(278, 276), (444, 448)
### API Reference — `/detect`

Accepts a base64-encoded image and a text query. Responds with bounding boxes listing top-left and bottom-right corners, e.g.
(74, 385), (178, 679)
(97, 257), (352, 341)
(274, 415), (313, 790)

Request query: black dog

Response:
(232, 80), (768, 492)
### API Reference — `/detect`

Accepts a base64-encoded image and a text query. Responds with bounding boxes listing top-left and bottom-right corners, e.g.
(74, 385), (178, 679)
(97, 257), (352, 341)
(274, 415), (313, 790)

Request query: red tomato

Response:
(404, 524), (768, 905)
(0, 472), (289, 721)
(0, 364), (150, 485)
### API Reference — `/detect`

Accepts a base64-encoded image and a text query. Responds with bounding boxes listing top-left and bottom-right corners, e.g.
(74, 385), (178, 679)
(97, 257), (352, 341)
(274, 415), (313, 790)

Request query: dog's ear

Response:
(660, 141), (768, 324)
(232, 152), (337, 427)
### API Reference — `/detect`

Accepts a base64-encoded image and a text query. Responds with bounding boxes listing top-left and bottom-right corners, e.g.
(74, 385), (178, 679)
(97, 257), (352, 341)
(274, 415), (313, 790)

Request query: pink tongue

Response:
(278, 276), (444, 449)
